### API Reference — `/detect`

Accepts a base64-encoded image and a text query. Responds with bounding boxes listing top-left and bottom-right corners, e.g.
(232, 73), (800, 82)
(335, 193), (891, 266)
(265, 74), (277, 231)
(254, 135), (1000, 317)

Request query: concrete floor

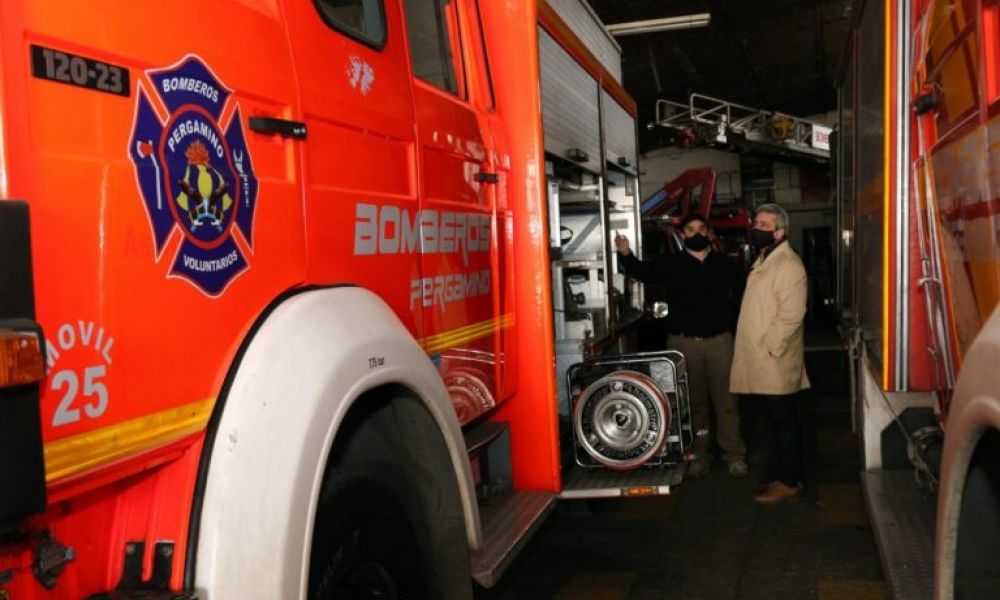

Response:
(476, 349), (889, 600)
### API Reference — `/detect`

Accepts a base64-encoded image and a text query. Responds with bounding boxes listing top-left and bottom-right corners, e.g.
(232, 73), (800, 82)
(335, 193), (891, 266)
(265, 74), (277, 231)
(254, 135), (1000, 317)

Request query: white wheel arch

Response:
(193, 287), (480, 599)
(935, 305), (1000, 600)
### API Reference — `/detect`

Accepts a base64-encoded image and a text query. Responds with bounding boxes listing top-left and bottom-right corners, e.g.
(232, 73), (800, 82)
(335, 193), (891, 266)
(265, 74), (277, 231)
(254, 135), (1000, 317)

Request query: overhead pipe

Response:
(605, 13), (711, 36)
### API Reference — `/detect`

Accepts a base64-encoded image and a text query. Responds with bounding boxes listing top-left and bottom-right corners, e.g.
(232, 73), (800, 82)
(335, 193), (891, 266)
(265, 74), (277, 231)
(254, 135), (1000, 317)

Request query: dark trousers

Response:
(764, 393), (803, 486)
(668, 333), (746, 464)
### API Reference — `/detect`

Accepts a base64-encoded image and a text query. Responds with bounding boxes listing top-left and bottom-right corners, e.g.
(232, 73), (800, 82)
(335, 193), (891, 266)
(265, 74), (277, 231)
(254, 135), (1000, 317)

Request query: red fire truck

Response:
(0, 1), (690, 598)
(838, 0), (1000, 597)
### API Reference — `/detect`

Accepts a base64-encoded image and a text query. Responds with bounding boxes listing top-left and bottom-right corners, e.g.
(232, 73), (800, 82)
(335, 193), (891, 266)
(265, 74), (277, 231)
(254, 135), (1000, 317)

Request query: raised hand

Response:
(614, 232), (631, 255)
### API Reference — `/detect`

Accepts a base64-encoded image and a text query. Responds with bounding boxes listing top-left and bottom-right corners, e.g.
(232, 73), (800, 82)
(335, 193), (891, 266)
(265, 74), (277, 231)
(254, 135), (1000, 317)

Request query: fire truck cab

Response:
(0, 1), (680, 598)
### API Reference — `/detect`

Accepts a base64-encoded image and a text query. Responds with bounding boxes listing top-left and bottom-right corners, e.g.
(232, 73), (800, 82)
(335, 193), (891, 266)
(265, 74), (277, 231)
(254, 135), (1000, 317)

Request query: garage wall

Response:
(639, 147), (741, 201)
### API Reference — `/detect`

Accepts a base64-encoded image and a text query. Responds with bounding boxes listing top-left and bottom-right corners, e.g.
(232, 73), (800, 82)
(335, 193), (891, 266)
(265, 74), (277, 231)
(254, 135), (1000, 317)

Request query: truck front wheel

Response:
(310, 470), (426, 600)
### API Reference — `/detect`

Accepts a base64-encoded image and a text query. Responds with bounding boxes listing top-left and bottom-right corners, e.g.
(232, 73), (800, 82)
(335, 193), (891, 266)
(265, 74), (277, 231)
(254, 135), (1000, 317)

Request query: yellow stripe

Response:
(43, 397), (214, 482)
(422, 321), (496, 353)
(420, 314), (514, 354)
(43, 315), (517, 480)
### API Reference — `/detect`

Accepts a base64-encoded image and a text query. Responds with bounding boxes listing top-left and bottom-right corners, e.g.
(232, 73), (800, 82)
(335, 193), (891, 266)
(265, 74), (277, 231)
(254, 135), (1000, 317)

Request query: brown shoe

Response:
(753, 481), (800, 503)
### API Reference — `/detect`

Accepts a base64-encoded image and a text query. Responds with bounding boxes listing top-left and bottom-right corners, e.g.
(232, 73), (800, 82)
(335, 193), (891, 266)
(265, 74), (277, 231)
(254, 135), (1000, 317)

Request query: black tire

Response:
(955, 430), (1000, 599)
(310, 471), (426, 600)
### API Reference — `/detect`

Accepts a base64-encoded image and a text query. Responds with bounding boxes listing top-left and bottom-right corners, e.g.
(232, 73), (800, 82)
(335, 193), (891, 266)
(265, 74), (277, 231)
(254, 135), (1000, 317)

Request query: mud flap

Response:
(0, 201), (47, 526)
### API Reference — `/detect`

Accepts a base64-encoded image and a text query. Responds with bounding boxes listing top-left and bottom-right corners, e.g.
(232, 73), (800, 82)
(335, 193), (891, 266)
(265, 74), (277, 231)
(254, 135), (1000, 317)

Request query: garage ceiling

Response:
(585, 0), (852, 151)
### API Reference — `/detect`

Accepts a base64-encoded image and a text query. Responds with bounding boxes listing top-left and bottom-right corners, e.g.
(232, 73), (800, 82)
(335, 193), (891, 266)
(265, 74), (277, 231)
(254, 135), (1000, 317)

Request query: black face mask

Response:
(750, 228), (776, 251)
(683, 233), (711, 251)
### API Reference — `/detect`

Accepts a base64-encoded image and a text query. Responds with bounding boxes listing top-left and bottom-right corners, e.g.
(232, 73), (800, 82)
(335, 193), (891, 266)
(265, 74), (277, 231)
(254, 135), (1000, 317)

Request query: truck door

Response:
(0, 1), (305, 482)
(282, 0), (422, 334)
(402, 0), (503, 423)
(456, 0), (518, 403)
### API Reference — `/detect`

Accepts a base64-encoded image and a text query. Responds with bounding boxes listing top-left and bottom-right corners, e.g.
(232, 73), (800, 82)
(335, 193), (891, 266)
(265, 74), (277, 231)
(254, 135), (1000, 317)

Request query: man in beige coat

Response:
(731, 203), (810, 503)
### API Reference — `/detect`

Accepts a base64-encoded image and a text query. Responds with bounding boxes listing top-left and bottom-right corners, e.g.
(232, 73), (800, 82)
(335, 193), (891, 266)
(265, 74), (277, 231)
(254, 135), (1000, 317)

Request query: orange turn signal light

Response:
(0, 328), (44, 387)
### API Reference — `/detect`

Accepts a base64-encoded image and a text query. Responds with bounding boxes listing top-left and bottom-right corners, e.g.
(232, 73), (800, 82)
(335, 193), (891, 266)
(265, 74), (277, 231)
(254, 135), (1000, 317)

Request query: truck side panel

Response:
(0, 0), (305, 595)
(0, 0), (306, 485)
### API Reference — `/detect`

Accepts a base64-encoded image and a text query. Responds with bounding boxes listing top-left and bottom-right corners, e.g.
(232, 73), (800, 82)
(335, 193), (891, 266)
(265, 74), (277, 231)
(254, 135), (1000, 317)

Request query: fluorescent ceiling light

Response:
(606, 13), (711, 36)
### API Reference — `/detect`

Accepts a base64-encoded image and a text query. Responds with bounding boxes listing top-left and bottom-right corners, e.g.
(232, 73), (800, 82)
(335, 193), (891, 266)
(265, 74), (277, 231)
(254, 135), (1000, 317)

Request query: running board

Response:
(860, 470), (935, 600)
(471, 491), (556, 588)
(560, 462), (685, 499)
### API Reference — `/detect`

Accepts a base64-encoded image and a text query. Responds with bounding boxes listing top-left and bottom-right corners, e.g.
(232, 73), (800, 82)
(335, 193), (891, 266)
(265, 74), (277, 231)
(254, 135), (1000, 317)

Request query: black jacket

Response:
(618, 249), (734, 337)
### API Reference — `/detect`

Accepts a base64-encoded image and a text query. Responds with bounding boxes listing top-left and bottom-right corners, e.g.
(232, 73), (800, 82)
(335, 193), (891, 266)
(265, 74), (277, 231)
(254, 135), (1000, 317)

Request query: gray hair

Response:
(756, 203), (789, 230)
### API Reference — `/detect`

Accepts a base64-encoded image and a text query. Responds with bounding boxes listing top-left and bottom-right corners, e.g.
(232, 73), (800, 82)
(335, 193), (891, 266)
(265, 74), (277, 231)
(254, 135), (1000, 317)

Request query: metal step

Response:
(861, 469), (936, 600)
(471, 490), (556, 589)
(559, 462), (685, 499)
(464, 420), (507, 455)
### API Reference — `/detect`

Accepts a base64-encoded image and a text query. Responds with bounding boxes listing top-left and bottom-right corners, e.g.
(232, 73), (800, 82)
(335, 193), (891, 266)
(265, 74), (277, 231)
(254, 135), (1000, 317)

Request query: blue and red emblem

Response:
(128, 55), (257, 296)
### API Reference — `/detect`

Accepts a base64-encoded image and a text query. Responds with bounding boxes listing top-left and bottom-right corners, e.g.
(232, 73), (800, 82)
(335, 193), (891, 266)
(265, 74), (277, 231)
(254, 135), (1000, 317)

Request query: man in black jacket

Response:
(615, 213), (747, 478)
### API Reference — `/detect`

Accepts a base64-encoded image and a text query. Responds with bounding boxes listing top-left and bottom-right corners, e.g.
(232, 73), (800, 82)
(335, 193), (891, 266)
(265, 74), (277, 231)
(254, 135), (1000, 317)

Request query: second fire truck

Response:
(0, 0), (692, 598)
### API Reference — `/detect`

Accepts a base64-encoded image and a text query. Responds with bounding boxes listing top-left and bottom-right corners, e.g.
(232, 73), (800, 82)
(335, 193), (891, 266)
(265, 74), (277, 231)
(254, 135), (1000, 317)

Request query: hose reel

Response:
(566, 351), (690, 471)
(573, 370), (671, 470)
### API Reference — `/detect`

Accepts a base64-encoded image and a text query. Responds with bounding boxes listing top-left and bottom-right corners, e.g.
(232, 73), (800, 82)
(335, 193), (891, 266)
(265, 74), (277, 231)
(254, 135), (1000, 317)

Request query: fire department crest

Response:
(128, 55), (257, 296)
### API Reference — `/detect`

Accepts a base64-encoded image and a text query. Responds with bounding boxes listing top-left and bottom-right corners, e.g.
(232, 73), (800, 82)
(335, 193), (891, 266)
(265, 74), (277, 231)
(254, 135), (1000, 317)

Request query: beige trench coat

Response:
(730, 241), (810, 394)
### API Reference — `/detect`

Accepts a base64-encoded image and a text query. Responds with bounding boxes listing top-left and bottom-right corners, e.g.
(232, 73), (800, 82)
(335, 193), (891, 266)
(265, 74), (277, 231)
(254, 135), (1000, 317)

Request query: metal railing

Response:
(653, 94), (831, 159)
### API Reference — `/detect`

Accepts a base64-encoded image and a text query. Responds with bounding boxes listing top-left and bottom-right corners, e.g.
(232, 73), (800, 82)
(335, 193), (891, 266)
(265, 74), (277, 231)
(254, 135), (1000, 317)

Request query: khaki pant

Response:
(668, 332), (746, 464)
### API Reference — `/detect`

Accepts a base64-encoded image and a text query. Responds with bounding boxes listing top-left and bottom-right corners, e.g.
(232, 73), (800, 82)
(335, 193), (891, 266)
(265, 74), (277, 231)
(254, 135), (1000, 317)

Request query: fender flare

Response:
(935, 306), (1000, 599)
(187, 286), (479, 599)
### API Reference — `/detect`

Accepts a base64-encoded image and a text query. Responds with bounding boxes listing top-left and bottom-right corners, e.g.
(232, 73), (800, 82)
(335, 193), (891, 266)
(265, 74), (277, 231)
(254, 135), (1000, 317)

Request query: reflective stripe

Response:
(420, 314), (514, 354)
(882, 1), (893, 390)
(43, 397), (214, 482)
